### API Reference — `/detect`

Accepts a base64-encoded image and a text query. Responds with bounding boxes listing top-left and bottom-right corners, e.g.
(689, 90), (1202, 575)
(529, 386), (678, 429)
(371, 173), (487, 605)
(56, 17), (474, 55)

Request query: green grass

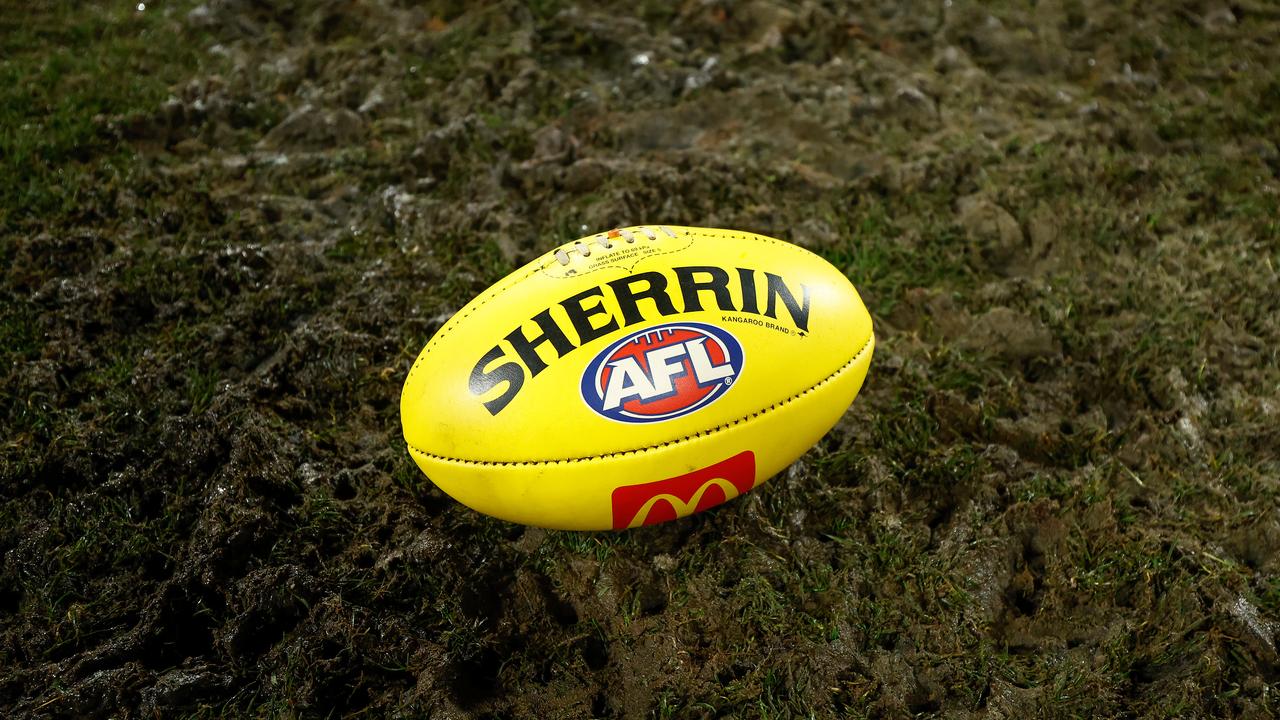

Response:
(815, 196), (974, 317)
(0, 4), (211, 229)
(3, 1), (1279, 717)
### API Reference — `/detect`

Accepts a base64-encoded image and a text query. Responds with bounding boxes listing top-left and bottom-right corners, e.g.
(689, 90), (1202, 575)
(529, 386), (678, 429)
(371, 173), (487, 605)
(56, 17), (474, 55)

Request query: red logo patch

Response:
(611, 451), (757, 529)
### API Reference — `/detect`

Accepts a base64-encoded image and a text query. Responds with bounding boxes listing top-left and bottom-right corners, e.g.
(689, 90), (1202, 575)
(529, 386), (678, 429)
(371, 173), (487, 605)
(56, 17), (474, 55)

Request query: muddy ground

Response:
(2, 0), (1278, 717)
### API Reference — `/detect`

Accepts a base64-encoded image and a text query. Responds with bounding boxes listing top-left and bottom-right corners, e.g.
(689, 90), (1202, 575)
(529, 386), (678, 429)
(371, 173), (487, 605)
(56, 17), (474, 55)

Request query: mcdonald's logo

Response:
(611, 451), (757, 529)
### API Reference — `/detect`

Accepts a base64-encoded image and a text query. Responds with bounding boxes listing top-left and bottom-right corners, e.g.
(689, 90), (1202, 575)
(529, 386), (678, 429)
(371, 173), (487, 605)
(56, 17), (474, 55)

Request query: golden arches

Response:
(622, 477), (742, 529)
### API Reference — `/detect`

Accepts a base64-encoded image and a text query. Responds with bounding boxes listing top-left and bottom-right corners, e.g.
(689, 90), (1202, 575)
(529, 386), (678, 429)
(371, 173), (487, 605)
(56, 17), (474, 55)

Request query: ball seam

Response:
(405, 333), (873, 467)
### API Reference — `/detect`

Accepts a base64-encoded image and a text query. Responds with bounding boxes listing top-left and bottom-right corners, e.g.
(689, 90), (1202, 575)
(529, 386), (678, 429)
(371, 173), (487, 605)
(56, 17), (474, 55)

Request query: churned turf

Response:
(2, 1), (1277, 717)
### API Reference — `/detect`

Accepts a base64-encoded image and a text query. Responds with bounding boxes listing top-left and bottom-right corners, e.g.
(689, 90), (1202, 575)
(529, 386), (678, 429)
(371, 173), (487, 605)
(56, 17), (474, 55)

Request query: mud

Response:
(2, 1), (1278, 717)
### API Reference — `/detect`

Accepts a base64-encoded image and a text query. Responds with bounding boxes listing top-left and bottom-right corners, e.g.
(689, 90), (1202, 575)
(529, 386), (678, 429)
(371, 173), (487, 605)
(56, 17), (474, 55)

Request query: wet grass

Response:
(3, 0), (1279, 717)
(0, 4), (211, 229)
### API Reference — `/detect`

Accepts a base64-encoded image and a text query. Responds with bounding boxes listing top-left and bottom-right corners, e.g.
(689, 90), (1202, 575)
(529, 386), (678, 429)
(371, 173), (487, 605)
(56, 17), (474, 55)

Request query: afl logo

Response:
(581, 322), (744, 423)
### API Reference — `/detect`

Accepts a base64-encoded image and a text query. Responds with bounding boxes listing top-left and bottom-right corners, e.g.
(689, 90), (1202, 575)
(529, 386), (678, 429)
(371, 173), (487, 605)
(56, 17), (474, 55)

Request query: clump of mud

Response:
(3, 1), (1277, 717)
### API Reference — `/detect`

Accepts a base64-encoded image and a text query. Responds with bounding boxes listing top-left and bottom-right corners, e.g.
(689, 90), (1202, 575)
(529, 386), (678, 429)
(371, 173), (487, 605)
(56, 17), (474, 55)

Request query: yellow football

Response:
(400, 225), (874, 530)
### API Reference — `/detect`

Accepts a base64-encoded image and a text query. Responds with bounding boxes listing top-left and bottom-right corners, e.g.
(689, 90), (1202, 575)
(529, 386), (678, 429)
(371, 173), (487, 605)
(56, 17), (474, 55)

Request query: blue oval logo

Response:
(581, 322), (744, 423)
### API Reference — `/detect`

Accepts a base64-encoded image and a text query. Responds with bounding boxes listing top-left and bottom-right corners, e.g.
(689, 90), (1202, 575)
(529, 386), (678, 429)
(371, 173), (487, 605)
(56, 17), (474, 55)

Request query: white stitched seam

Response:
(405, 333), (872, 466)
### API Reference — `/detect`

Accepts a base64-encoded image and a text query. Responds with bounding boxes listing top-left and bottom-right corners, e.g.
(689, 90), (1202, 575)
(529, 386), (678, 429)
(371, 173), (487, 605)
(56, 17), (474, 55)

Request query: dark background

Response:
(2, 1), (1277, 717)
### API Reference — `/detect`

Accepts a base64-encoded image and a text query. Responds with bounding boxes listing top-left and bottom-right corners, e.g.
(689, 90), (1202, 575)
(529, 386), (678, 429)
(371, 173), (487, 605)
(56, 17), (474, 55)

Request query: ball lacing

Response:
(553, 225), (677, 266)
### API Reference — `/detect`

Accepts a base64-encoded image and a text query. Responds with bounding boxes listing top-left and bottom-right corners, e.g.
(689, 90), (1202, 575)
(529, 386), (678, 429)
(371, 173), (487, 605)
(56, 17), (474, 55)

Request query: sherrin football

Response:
(400, 225), (874, 530)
